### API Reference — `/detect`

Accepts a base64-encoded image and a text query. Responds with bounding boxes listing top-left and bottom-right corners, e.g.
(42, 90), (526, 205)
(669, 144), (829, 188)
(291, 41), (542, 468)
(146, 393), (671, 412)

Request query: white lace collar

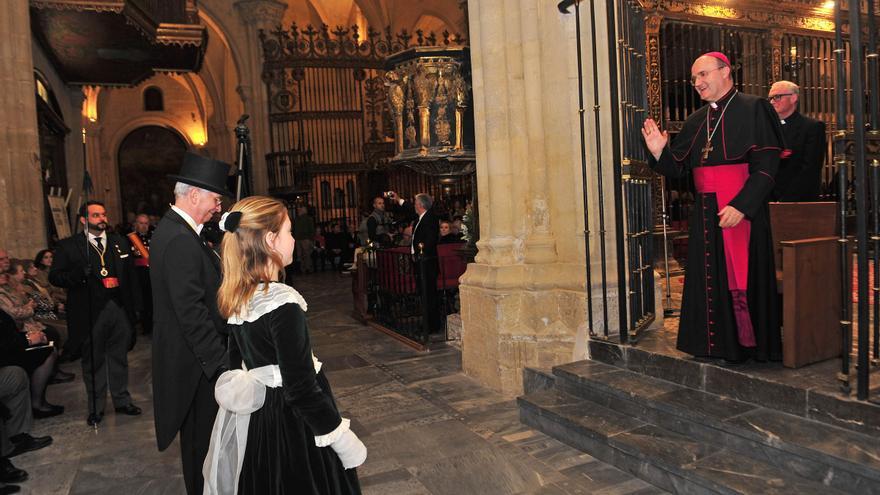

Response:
(228, 283), (308, 325)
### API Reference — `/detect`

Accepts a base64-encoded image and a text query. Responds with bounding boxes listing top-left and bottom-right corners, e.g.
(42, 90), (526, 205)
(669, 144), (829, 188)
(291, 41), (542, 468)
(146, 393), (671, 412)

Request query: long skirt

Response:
(237, 374), (361, 494)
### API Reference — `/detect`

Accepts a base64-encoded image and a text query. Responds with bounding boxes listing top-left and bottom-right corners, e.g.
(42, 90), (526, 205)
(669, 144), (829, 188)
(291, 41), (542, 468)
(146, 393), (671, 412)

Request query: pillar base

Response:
(460, 262), (622, 395)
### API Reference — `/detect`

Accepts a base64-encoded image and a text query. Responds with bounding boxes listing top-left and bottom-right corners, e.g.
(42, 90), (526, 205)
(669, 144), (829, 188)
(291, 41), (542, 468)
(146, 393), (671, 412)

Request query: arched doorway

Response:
(117, 126), (188, 223)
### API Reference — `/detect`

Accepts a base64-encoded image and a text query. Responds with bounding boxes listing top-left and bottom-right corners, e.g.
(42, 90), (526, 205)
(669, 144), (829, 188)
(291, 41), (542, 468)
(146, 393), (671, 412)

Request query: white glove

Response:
(330, 429), (367, 469)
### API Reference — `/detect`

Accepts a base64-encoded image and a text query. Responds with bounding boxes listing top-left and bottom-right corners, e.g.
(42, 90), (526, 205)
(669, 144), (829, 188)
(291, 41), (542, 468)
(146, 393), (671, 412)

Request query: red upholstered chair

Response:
(436, 243), (467, 290)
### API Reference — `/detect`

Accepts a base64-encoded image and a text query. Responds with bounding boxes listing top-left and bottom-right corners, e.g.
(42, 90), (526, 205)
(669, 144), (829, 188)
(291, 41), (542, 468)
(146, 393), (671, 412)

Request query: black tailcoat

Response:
(49, 232), (139, 357)
(772, 111), (827, 201)
(392, 201), (441, 331)
(649, 89), (784, 361)
(149, 209), (227, 451)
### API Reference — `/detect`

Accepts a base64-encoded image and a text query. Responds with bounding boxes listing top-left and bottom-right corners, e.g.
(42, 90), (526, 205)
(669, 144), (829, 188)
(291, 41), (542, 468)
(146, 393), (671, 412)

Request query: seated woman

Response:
(438, 221), (463, 244)
(0, 266), (43, 334)
(1, 265), (72, 384)
(0, 308), (64, 418)
(22, 261), (62, 321)
(33, 249), (66, 307)
(5, 261), (65, 345)
(204, 197), (365, 494)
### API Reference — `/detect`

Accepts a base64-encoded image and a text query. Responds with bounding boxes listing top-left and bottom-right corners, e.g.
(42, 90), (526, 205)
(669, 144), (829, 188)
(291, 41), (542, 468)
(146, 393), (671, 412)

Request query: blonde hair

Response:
(217, 196), (289, 319)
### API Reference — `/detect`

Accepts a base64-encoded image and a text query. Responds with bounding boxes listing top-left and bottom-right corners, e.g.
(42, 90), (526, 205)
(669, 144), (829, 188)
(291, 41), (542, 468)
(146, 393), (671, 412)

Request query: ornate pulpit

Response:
(384, 46), (478, 246)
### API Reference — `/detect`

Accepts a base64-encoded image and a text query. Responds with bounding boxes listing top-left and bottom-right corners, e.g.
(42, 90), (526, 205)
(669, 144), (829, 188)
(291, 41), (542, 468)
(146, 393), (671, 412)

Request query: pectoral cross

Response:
(701, 142), (713, 161)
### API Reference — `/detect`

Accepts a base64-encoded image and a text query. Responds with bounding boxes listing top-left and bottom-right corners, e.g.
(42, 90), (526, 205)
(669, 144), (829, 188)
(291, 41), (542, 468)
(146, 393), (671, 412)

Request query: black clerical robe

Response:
(772, 111), (827, 201)
(649, 88), (785, 362)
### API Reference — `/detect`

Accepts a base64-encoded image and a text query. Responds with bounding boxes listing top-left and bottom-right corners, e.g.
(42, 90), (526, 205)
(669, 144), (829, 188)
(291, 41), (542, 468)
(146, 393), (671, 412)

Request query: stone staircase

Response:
(518, 341), (880, 494)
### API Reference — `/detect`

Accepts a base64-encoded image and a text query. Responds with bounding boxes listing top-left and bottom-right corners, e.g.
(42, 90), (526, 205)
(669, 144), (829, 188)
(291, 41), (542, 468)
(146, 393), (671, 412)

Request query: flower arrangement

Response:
(461, 201), (475, 245)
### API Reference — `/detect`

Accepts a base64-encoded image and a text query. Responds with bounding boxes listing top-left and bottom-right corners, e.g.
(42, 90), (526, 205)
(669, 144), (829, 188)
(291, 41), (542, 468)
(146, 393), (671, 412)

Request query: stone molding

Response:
(234, 0), (286, 28)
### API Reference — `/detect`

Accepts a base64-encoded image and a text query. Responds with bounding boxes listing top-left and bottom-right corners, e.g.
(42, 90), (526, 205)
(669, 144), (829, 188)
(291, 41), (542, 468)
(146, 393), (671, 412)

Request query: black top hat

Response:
(168, 152), (233, 197)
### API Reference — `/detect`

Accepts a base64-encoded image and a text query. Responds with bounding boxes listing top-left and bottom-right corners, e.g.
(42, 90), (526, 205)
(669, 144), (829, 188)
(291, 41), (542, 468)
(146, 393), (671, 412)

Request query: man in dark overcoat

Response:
(50, 201), (141, 425)
(149, 153), (231, 495)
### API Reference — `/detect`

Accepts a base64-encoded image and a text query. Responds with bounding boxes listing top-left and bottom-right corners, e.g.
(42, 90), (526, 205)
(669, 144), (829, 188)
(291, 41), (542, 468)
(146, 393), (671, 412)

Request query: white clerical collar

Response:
(780, 119), (786, 125)
(710, 102), (718, 109)
(171, 205), (203, 235)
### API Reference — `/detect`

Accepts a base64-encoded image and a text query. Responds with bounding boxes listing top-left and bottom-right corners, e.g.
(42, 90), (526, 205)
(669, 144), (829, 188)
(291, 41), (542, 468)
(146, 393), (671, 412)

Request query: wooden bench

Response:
(769, 202), (843, 368)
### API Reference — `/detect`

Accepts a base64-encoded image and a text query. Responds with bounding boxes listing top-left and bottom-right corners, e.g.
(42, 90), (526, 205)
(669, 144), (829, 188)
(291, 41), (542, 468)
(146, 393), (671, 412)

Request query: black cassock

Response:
(772, 111), (827, 202)
(650, 88), (785, 362)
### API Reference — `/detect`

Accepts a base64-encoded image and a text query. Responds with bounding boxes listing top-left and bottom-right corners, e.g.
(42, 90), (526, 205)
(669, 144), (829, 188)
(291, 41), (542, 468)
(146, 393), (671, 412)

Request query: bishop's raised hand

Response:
(641, 118), (668, 161)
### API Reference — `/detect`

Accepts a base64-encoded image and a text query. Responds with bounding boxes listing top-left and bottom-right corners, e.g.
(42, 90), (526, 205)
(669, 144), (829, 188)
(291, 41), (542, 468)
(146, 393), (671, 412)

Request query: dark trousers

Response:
(0, 366), (31, 457)
(136, 266), (153, 334)
(179, 373), (218, 495)
(82, 300), (132, 414)
(415, 257), (441, 332)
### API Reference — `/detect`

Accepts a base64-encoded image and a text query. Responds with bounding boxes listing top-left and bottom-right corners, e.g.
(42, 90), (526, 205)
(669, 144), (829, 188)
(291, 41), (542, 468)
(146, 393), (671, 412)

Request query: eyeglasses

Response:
(768, 93), (794, 102)
(690, 67), (725, 85)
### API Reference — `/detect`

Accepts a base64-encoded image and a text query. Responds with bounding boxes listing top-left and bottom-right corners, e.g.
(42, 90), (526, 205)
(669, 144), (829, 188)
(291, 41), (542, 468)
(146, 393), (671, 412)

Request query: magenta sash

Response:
(693, 164), (750, 291)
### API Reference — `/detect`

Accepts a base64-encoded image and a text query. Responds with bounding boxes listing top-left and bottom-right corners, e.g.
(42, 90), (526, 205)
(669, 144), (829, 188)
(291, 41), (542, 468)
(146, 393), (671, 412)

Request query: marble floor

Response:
(11, 272), (663, 495)
(654, 273), (880, 398)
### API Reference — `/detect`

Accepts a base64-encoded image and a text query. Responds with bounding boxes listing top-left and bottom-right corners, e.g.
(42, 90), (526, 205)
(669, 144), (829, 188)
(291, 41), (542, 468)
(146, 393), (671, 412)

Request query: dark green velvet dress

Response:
(228, 285), (361, 494)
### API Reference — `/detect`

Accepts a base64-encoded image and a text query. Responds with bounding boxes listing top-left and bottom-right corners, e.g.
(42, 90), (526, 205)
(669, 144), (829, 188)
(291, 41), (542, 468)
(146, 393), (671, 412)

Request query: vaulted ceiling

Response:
(282, 0), (467, 37)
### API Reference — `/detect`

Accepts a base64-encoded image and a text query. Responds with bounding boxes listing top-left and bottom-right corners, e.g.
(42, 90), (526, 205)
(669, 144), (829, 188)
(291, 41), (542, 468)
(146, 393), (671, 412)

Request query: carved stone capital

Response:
(234, 0), (286, 29)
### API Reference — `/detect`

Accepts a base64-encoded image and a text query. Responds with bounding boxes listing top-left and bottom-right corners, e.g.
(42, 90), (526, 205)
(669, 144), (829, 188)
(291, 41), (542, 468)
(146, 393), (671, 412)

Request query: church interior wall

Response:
(4, 0), (623, 398)
(30, 39), (85, 239)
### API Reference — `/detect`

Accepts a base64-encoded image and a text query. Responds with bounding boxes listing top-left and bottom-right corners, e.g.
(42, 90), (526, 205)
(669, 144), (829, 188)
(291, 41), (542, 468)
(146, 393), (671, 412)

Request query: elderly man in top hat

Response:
(149, 152), (232, 495)
(642, 52), (786, 366)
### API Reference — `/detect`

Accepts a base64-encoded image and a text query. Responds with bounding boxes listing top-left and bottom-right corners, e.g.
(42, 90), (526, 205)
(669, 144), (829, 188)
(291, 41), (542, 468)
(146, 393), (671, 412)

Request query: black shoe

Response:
(0, 458), (27, 484)
(0, 484), (21, 494)
(114, 404), (142, 416)
(48, 370), (75, 384)
(31, 404), (64, 419)
(86, 412), (103, 426)
(8, 434), (52, 458)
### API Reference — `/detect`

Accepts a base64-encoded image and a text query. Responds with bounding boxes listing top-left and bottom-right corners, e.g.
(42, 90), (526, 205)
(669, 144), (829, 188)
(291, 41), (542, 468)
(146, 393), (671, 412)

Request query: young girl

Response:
(205, 196), (364, 495)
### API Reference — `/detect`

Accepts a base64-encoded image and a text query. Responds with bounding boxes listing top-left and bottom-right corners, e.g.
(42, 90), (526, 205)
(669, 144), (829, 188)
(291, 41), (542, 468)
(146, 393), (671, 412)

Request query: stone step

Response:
(523, 366), (554, 394)
(519, 388), (846, 495)
(552, 360), (880, 495)
(588, 338), (880, 438)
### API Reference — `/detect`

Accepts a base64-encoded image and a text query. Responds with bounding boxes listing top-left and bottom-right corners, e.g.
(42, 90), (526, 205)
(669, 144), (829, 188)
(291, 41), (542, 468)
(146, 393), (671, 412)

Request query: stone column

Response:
(460, 0), (621, 395)
(0, 1), (46, 256)
(521, 0), (556, 265)
(234, 0), (287, 195)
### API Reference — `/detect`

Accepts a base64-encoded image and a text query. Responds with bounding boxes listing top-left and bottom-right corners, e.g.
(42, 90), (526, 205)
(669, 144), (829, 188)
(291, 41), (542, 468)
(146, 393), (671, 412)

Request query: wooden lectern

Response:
(769, 202), (843, 368)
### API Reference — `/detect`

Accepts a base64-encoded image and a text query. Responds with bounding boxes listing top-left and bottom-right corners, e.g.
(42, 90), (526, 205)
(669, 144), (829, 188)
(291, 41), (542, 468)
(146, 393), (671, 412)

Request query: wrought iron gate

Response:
(561, 0), (654, 343)
(259, 24), (467, 225)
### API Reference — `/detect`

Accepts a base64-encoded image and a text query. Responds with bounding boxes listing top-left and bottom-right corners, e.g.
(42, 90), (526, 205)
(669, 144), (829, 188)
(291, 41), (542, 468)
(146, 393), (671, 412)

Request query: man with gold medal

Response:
(642, 52), (786, 365)
(50, 201), (142, 425)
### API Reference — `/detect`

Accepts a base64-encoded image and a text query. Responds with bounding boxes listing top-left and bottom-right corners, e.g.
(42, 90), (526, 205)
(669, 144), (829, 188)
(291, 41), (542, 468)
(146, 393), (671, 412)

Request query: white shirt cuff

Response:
(314, 417), (350, 447)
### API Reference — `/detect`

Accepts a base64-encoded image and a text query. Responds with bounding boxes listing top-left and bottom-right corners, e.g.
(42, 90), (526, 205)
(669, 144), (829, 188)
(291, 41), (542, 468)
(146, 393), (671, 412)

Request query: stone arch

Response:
(411, 13), (453, 36)
(103, 116), (195, 220)
(116, 125), (189, 220)
(197, 5), (246, 99)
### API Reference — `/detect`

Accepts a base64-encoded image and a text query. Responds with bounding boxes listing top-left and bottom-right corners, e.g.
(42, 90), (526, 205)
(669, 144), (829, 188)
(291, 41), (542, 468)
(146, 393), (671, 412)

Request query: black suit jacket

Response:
(149, 209), (227, 451)
(773, 111), (827, 202)
(49, 232), (139, 356)
(393, 201), (440, 258)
